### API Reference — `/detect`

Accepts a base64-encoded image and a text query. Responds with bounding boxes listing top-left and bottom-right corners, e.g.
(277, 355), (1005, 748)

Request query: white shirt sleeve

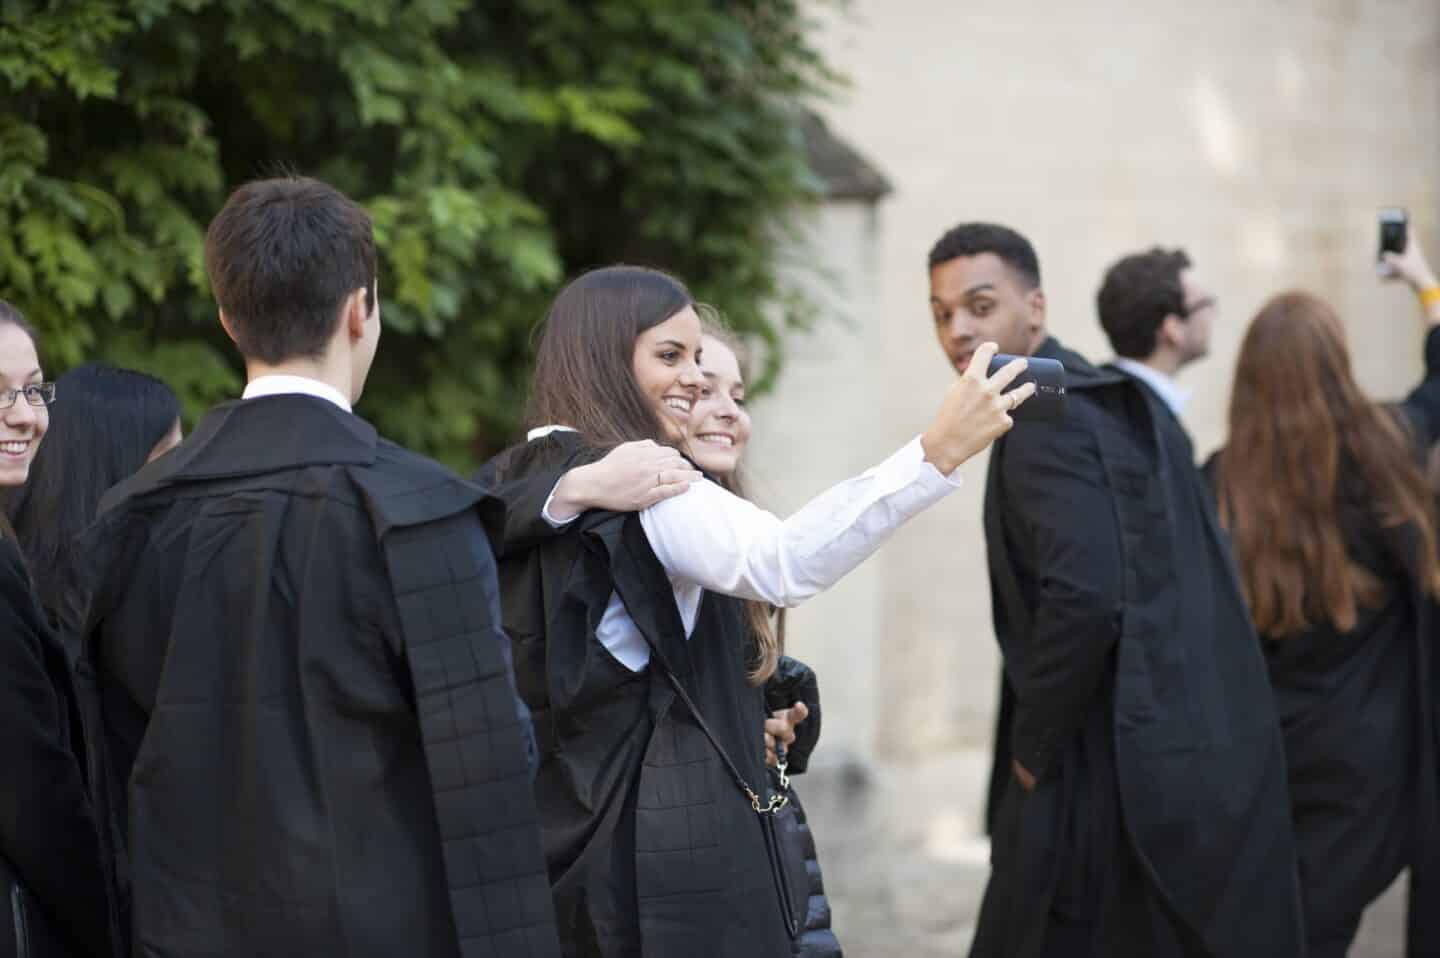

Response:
(541, 483), (578, 528)
(638, 436), (963, 607)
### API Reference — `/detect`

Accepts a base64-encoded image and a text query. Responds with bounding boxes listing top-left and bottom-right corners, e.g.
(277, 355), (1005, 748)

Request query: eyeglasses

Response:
(0, 383), (56, 409)
(1181, 296), (1217, 318)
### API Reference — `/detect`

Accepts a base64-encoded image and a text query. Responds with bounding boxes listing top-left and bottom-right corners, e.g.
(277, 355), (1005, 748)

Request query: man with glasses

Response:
(1098, 247), (1217, 421)
(931, 226), (1304, 958)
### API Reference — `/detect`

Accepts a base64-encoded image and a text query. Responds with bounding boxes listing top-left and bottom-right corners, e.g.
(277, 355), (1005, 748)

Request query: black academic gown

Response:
(972, 338), (1303, 958)
(478, 432), (793, 958)
(0, 535), (116, 957)
(75, 395), (559, 958)
(1204, 325), (1440, 958)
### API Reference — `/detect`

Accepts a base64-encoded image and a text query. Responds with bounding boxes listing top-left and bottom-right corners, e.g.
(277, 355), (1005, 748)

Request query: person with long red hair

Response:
(1208, 235), (1440, 957)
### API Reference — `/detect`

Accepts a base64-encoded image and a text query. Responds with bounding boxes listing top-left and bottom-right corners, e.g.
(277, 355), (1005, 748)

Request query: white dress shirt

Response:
(1109, 358), (1191, 416)
(531, 427), (963, 671)
(242, 374), (352, 412)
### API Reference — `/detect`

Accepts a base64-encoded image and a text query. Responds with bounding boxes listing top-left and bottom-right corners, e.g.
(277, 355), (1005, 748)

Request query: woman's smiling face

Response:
(0, 322), (48, 488)
(685, 335), (750, 476)
(631, 306), (705, 442)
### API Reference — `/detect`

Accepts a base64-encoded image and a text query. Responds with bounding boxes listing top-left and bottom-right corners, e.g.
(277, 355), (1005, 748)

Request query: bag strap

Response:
(655, 664), (789, 815)
(596, 513), (787, 814)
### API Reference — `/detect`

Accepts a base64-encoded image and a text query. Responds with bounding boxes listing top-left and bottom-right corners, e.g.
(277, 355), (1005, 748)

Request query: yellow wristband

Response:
(1422, 286), (1440, 310)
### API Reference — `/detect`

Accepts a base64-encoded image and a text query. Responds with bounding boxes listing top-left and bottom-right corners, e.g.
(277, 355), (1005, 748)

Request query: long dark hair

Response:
(1216, 291), (1440, 636)
(526, 265), (695, 446)
(0, 299), (41, 542)
(9, 363), (181, 628)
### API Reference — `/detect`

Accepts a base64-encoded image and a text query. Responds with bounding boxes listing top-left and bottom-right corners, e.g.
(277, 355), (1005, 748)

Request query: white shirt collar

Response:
(527, 424), (578, 441)
(1109, 357), (1192, 416)
(242, 374), (352, 413)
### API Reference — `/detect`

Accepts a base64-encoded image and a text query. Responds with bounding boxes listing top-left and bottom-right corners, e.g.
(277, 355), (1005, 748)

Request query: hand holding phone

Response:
(987, 353), (1066, 422)
(920, 343), (1037, 474)
(1378, 207), (1408, 277)
(1375, 210), (1439, 296)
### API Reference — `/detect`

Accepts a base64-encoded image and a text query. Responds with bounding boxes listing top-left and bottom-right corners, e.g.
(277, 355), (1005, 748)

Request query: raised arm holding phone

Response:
(1380, 213), (1440, 326)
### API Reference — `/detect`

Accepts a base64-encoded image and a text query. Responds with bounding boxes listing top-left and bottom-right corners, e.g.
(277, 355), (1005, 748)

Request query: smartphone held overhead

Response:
(1378, 207), (1408, 276)
(987, 353), (1066, 421)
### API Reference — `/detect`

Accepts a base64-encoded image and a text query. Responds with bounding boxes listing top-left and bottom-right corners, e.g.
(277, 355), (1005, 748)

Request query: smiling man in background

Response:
(928, 223), (1302, 957)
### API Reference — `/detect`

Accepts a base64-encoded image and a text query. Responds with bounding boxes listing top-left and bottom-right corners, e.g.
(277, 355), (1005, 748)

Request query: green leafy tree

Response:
(0, 0), (833, 467)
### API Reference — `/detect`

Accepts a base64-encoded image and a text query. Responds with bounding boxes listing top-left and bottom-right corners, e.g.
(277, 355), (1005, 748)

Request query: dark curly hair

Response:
(1096, 247), (1192, 359)
(927, 222), (1041, 289)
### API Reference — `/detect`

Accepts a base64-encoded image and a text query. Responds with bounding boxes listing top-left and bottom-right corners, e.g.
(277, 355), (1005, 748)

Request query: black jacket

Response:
(0, 535), (115, 957)
(976, 338), (1302, 957)
(765, 657), (841, 958)
(76, 396), (558, 958)
(478, 432), (793, 958)
(1204, 324), (1440, 956)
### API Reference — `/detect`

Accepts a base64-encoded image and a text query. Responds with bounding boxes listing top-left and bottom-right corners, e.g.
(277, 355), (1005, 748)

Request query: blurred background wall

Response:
(749, 3), (1440, 951)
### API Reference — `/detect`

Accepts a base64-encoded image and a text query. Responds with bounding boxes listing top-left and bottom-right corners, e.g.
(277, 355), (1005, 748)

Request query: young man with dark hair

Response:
(77, 176), (560, 958)
(1096, 246), (1216, 409)
(929, 223), (1301, 958)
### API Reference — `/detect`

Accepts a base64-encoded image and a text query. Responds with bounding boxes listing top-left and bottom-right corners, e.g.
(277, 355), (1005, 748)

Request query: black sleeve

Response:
(1399, 325), (1440, 446)
(474, 440), (601, 558)
(0, 538), (115, 957)
(764, 655), (821, 774)
(1000, 417), (1125, 782)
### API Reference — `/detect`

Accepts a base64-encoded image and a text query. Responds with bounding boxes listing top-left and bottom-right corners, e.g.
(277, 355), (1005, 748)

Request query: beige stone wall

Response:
(748, 0), (1440, 773)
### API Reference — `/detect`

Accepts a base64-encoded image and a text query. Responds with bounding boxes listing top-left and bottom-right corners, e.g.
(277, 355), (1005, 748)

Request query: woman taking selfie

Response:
(543, 321), (843, 957)
(0, 302), (116, 957)
(479, 265), (1030, 957)
(1207, 237), (1440, 957)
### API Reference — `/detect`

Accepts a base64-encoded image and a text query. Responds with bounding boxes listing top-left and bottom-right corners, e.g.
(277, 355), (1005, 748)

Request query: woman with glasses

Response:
(1206, 235), (1440, 957)
(0, 301), (116, 956)
(8, 363), (181, 647)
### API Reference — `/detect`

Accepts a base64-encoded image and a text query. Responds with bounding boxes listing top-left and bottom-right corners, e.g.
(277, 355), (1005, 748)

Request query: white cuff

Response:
(541, 481), (580, 528)
(871, 436), (966, 492)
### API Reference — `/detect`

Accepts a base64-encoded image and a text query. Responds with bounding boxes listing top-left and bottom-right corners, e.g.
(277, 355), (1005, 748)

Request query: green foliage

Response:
(0, 0), (834, 467)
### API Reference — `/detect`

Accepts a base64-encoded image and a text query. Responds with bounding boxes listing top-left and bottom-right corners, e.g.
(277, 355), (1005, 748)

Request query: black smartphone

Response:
(987, 353), (1066, 422)
(1379, 207), (1408, 274)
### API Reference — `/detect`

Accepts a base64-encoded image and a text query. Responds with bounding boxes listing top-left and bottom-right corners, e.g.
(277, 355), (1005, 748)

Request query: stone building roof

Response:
(801, 112), (893, 202)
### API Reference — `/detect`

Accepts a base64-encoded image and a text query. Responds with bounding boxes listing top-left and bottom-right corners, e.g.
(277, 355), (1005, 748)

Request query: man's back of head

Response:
(205, 176), (381, 405)
(927, 222), (1048, 374)
(1096, 247), (1216, 377)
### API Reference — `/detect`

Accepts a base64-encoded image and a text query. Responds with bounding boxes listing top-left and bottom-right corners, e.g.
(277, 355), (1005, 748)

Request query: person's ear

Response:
(344, 287), (368, 342)
(1026, 288), (1047, 329)
(218, 310), (239, 345)
(1158, 313), (1186, 349)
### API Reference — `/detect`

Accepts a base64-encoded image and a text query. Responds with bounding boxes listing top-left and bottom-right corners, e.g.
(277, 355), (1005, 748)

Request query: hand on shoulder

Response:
(549, 440), (703, 520)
